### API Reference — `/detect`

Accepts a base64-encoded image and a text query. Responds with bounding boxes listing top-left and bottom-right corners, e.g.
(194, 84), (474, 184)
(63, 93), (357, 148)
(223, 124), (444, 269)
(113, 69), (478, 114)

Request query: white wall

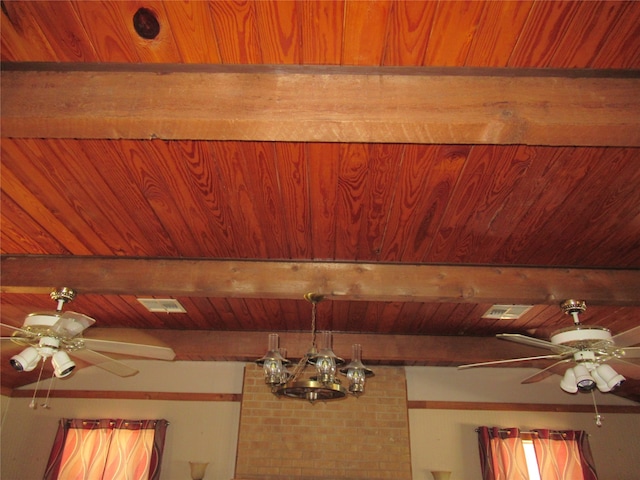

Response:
(1, 362), (245, 480)
(1, 396), (240, 480)
(1, 363), (638, 480)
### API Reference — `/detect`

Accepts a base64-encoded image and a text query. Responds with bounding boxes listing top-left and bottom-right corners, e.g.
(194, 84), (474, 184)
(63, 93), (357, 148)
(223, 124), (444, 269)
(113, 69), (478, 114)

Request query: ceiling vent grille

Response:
(137, 298), (186, 313)
(482, 304), (533, 319)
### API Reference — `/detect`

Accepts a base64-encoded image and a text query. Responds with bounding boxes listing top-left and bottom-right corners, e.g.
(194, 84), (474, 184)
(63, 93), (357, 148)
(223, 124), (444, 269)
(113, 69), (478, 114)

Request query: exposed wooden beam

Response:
(112, 329), (555, 365)
(2, 64), (639, 146)
(2, 255), (639, 305)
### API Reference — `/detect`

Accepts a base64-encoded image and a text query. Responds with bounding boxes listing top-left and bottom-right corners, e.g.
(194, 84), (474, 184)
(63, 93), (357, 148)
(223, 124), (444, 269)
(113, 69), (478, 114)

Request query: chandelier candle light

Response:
(256, 293), (374, 402)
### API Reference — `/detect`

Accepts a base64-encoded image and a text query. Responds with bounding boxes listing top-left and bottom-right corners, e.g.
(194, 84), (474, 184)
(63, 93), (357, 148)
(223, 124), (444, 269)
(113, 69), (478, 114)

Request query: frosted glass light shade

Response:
(574, 364), (596, 391)
(560, 368), (578, 393)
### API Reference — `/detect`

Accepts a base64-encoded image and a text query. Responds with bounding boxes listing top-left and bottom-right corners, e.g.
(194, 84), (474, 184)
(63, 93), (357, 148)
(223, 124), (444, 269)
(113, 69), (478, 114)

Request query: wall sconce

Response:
(189, 461), (209, 480)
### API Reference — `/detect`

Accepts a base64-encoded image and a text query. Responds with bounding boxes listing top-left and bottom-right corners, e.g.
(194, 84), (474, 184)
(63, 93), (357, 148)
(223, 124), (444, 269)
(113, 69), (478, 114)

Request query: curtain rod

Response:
(475, 428), (584, 436)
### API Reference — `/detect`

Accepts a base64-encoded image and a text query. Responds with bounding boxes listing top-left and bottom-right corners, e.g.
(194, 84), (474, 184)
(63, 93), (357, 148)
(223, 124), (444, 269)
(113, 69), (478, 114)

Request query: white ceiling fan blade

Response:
(458, 353), (568, 370)
(520, 358), (574, 384)
(80, 338), (176, 361)
(607, 358), (640, 379)
(497, 333), (576, 354)
(619, 346), (640, 359)
(0, 322), (33, 336)
(611, 325), (640, 348)
(51, 311), (95, 337)
(0, 323), (37, 347)
(70, 349), (139, 377)
(0, 336), (33, 343)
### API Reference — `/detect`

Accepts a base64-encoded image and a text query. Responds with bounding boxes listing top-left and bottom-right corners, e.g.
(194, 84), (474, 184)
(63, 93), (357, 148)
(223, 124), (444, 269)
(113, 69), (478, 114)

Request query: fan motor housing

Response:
(550, 325), (612, 347)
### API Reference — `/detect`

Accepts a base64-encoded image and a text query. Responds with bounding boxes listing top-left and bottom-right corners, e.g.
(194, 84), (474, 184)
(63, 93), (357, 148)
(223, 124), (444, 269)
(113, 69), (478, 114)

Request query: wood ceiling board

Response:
(423, 1), (485, 66)
(383, 1), (436, 66)
(300, 1), (344, 65)
(3, 66), (639, 146)
(2, 0), (639, 399)
(164, 1), (221, 63)
(2, 1), (640, 69)
(464, 1), (534, 67)
(2, 140), (638, 267)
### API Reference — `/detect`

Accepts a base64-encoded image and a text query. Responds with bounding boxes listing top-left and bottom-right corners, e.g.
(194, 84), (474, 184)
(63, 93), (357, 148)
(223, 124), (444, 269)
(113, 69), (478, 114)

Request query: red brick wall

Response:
(234, 364), (412, 479)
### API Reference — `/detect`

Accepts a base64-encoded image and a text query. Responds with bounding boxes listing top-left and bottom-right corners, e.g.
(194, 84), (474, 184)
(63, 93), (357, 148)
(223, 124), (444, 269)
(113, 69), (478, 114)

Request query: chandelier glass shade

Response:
(256, 295), (374, 402)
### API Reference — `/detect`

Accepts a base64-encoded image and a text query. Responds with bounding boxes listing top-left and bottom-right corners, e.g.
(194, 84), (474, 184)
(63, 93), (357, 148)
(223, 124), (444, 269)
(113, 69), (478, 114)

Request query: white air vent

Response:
(482, 304), (533, 319)
(137, 298), (186, 313)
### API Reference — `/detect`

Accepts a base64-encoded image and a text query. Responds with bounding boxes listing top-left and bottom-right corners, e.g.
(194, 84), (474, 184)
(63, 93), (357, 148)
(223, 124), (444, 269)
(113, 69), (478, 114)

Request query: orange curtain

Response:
(532, 429), (598, 480)
(477, 427), (529, 480)
(44, 419), (168, 480)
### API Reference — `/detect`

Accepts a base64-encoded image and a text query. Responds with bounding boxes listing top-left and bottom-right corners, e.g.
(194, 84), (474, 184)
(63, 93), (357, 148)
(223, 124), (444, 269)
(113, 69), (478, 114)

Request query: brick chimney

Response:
(234, 364), (412, 479)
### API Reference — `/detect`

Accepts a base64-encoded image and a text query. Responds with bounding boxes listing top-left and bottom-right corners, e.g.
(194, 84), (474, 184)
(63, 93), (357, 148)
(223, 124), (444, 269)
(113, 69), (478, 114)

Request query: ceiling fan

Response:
(1, 287), (176, 379)
(459, 300), (640, 394)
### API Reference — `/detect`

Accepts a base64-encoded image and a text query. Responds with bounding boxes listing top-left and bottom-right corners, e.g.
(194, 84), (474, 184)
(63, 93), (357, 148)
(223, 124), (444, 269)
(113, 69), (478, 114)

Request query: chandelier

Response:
(256, 294), (374, 402)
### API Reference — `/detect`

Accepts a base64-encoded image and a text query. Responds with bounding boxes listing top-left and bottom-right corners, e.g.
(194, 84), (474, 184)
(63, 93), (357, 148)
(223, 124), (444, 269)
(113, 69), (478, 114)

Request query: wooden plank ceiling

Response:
(1, 1), (639, 399)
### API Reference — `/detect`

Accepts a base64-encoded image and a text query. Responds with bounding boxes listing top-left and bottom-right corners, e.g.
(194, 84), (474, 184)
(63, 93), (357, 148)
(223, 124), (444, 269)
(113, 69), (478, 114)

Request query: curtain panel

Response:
(477, 427), (529, 480)
(477, 426), (598, 480)
(44, 419), (168, 480)
(531, 429), (598, 480)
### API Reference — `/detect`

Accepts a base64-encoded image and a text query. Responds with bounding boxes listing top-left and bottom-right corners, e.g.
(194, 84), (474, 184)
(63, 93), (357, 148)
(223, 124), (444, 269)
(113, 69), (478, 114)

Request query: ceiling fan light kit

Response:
(9, 346), (40, 372)
(459, 299), (639, 395)
(1, 287), (177, 409)
(456, 299), (640, 424)
(256, 294), (374, 402)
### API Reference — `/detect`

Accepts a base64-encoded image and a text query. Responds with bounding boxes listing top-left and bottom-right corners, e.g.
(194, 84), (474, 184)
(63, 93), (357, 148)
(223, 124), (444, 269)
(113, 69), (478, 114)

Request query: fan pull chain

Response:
(29, 358), (46, 409)
(41, 372), (57, 409)
(591, 390), (602, 427)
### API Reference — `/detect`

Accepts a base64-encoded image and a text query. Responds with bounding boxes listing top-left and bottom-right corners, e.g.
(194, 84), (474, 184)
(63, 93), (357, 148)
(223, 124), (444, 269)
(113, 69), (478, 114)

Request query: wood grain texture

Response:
(342, 0), (391, 65)
(423, 0), (485, 66)
(115, 1), (182, 63)
(255, 0), (301, 64)
(465, 1), (533, 67)
(208, 0), (260, 63)
(2, 1), (639, 68)
(3, 66), (639, 146)
(590, 2), (640, 68)
(71, 0), (140, 62)
(507, 1), (581, 67)
(2, 139), (639, 268)
(547, 1), (627, 68)
(2, 256), (639, 306)
(164, 0), (221, 63)
(384, 1), (436, 66)
(300, 0), (343, 64)
(2, 0), (640, 399)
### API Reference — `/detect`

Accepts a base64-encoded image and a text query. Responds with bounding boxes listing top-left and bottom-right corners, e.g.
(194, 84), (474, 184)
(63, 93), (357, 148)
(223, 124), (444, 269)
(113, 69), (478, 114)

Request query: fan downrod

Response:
(560, 299), (586, 315)
(561, 299), (586, 325)
(50, 287), (76, 311)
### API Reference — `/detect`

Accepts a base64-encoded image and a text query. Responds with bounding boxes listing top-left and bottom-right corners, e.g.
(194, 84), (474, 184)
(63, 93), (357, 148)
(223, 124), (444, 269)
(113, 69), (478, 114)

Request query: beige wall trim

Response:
(407, 400), (640, 414)
(11, 389), (241, 402)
